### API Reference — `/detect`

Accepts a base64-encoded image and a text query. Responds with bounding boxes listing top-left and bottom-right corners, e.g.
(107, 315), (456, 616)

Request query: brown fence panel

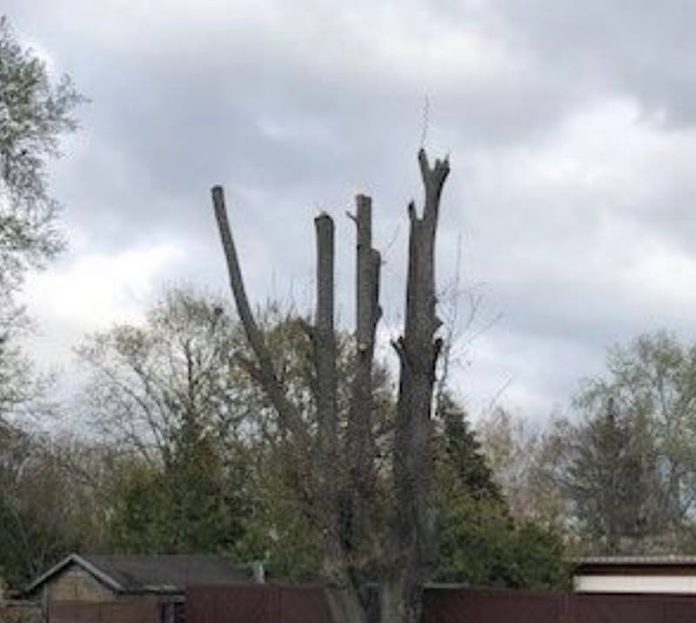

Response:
(661, 597), (696, 623)
(430, 588), (696, 623)
(572, 594), (663, 623)
(187, 584), (696, 623)
(187, 585), (334, 623)
(572, 592), (696, 623)
(48, 597), (159, 623)
(279, 586), (334, 623)
(567, 592), (696, 623)
(187, 585), (273, 623)
(424, 588), (563, 623)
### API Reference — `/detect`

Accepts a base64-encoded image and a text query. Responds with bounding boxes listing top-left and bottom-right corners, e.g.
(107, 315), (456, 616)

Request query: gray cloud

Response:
(496, 0), (696, 124)
(7, 0), (696, 420)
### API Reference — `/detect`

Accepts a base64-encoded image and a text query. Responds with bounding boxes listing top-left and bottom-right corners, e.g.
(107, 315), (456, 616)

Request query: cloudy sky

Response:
(6, 0), (696, 421)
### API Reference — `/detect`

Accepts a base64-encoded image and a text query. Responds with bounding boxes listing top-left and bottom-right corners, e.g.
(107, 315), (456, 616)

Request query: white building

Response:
(574, 556), (696, 594)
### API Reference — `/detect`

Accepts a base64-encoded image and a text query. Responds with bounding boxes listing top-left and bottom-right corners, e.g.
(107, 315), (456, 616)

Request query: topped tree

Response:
(212, 149), (450, 623)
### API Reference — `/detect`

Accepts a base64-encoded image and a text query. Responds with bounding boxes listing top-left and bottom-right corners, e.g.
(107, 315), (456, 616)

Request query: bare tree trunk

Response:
(385, 149), (449, 623)
(312, 213), (366, 623)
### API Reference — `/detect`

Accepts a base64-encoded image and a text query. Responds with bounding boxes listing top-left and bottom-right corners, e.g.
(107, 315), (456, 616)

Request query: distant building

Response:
(574, 556), (696, 594)
(24, 553), (263, 623)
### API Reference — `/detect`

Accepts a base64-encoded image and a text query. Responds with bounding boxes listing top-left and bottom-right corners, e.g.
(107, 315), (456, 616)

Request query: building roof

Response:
(25, 553), (260, 596)
(576, 555), (696, 568)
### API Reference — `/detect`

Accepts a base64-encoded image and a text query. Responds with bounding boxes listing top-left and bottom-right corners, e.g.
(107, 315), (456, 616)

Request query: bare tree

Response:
(212, 149), (449, 623)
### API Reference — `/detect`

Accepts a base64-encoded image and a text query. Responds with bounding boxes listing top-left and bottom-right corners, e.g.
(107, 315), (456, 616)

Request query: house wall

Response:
(45, 564), (116, 603)
(574, 573), (696, 594)
(48, 597), (162, 623)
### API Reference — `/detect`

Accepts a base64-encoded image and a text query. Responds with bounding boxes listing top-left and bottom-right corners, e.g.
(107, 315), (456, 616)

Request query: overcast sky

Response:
(6, 0), (696, 421)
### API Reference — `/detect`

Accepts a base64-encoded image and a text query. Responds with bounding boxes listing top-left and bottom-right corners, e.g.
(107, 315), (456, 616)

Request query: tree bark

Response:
(347, 194), (381, 561)
(313, 213), (338, 465)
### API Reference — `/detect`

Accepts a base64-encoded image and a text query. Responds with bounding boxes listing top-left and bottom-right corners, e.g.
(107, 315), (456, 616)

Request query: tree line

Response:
(481, 331), (696, 557)
(6, 292), (696, 589)
(0, 288), (567, 591)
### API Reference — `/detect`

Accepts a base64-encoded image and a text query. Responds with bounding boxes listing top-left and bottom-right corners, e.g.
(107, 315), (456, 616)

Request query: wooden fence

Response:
(187, 585), (696, 623)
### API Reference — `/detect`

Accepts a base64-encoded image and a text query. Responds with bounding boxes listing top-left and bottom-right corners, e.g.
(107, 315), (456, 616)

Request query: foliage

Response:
(438, 394), (502, 502)
(563, 398), (659, 553)
(77, 289), (256, 555)
(0, 16), (83, 294)
(480, 332), (696, 556)
(574, 332), (696, 536)
(435, 397), (569, 589)
(78, 289), (250, 456)
(1, 286), (570, 590)
(0, 21), (82, 587)
(554, 331), (696, 553)
(73, 288), (565, 591)
(77, 289), (393, 575)
(436, 490), (569, 589)
(231, 443), (325, 580)
(477, 407), (567, 528)
(0, 322), (37, 421)
(0, 430), (101, 587)
(0, 15), (81, 429)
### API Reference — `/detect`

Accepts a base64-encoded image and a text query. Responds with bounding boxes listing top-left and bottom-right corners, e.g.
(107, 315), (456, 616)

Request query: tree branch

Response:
(212, 186), (308, 445)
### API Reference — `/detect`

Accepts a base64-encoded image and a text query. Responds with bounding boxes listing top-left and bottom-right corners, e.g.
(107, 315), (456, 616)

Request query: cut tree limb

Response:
(211, 185), (309, 447)
(313, 212), (338, 458)
(347, 194), (381, 562)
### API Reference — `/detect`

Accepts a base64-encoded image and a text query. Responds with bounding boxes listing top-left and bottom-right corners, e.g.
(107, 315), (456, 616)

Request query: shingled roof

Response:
(25, 553), (260, 595)
(575, 555), (696, 567)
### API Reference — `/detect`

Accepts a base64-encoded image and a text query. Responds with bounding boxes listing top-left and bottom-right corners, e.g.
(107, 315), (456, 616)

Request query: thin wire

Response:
(419, 95), (430, 150)
(381, 223), (402, 261)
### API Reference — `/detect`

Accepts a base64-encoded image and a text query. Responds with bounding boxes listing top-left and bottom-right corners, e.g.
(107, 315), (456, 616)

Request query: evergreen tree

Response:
(434, 394), (568, 588)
